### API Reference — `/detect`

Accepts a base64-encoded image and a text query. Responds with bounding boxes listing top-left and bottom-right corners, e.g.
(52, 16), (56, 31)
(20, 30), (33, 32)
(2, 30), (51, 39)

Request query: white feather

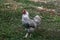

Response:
(34, 15), (41, 25)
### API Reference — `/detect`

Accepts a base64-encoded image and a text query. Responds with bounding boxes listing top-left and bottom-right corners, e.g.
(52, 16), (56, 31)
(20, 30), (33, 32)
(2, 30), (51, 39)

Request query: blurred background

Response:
(0, 0), (60, 40)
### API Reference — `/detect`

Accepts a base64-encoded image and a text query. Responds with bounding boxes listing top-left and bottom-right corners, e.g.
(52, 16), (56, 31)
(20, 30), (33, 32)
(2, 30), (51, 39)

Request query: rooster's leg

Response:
(24, 33), (28, 38)
(29, 33), (32, 38)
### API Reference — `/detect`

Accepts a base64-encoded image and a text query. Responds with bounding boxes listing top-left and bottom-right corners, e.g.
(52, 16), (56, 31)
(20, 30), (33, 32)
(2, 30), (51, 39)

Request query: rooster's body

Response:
(22, 9), (41, 38)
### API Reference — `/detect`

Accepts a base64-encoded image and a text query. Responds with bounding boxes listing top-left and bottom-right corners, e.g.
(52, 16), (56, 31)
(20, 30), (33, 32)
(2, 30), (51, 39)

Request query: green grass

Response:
(0, 0), (60, 40)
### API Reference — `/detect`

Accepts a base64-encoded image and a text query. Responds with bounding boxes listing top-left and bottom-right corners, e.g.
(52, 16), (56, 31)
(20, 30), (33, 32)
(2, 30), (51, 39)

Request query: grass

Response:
(0, 0), (60, 40)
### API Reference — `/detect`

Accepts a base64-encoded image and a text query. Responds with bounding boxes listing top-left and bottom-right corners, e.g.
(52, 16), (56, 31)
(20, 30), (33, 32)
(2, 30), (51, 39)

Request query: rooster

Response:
(22, 9), (41, 38)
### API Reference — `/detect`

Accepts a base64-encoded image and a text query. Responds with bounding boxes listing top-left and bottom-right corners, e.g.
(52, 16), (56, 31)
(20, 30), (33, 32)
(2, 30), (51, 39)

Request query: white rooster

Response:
(22, 9), (41, 38)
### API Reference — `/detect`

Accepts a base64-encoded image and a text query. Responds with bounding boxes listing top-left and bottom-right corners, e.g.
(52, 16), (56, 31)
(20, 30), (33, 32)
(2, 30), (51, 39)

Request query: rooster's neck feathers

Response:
(22, 10), (30, 23)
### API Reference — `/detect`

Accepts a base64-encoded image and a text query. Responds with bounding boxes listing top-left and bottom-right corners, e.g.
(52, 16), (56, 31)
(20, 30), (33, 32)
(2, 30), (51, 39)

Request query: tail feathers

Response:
(34, 15), (40, 19)
(33, 15), (41, 25)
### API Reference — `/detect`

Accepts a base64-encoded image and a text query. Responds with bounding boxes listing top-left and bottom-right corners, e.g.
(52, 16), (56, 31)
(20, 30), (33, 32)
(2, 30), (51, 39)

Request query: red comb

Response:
(22, 9), (26, 14)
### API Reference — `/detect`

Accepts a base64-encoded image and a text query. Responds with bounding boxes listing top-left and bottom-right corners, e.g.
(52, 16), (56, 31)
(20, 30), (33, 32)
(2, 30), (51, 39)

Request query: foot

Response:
(23, 33), (28, 38)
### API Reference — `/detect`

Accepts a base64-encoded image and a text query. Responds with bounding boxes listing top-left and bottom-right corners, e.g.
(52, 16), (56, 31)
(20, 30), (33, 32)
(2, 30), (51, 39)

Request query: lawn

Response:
(0, 0), (60, 40)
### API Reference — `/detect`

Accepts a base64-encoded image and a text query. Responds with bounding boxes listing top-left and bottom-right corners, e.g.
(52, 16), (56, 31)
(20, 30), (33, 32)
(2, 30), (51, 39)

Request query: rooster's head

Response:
(22, 9), (26, 14)
(22, 9), (29, 15)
